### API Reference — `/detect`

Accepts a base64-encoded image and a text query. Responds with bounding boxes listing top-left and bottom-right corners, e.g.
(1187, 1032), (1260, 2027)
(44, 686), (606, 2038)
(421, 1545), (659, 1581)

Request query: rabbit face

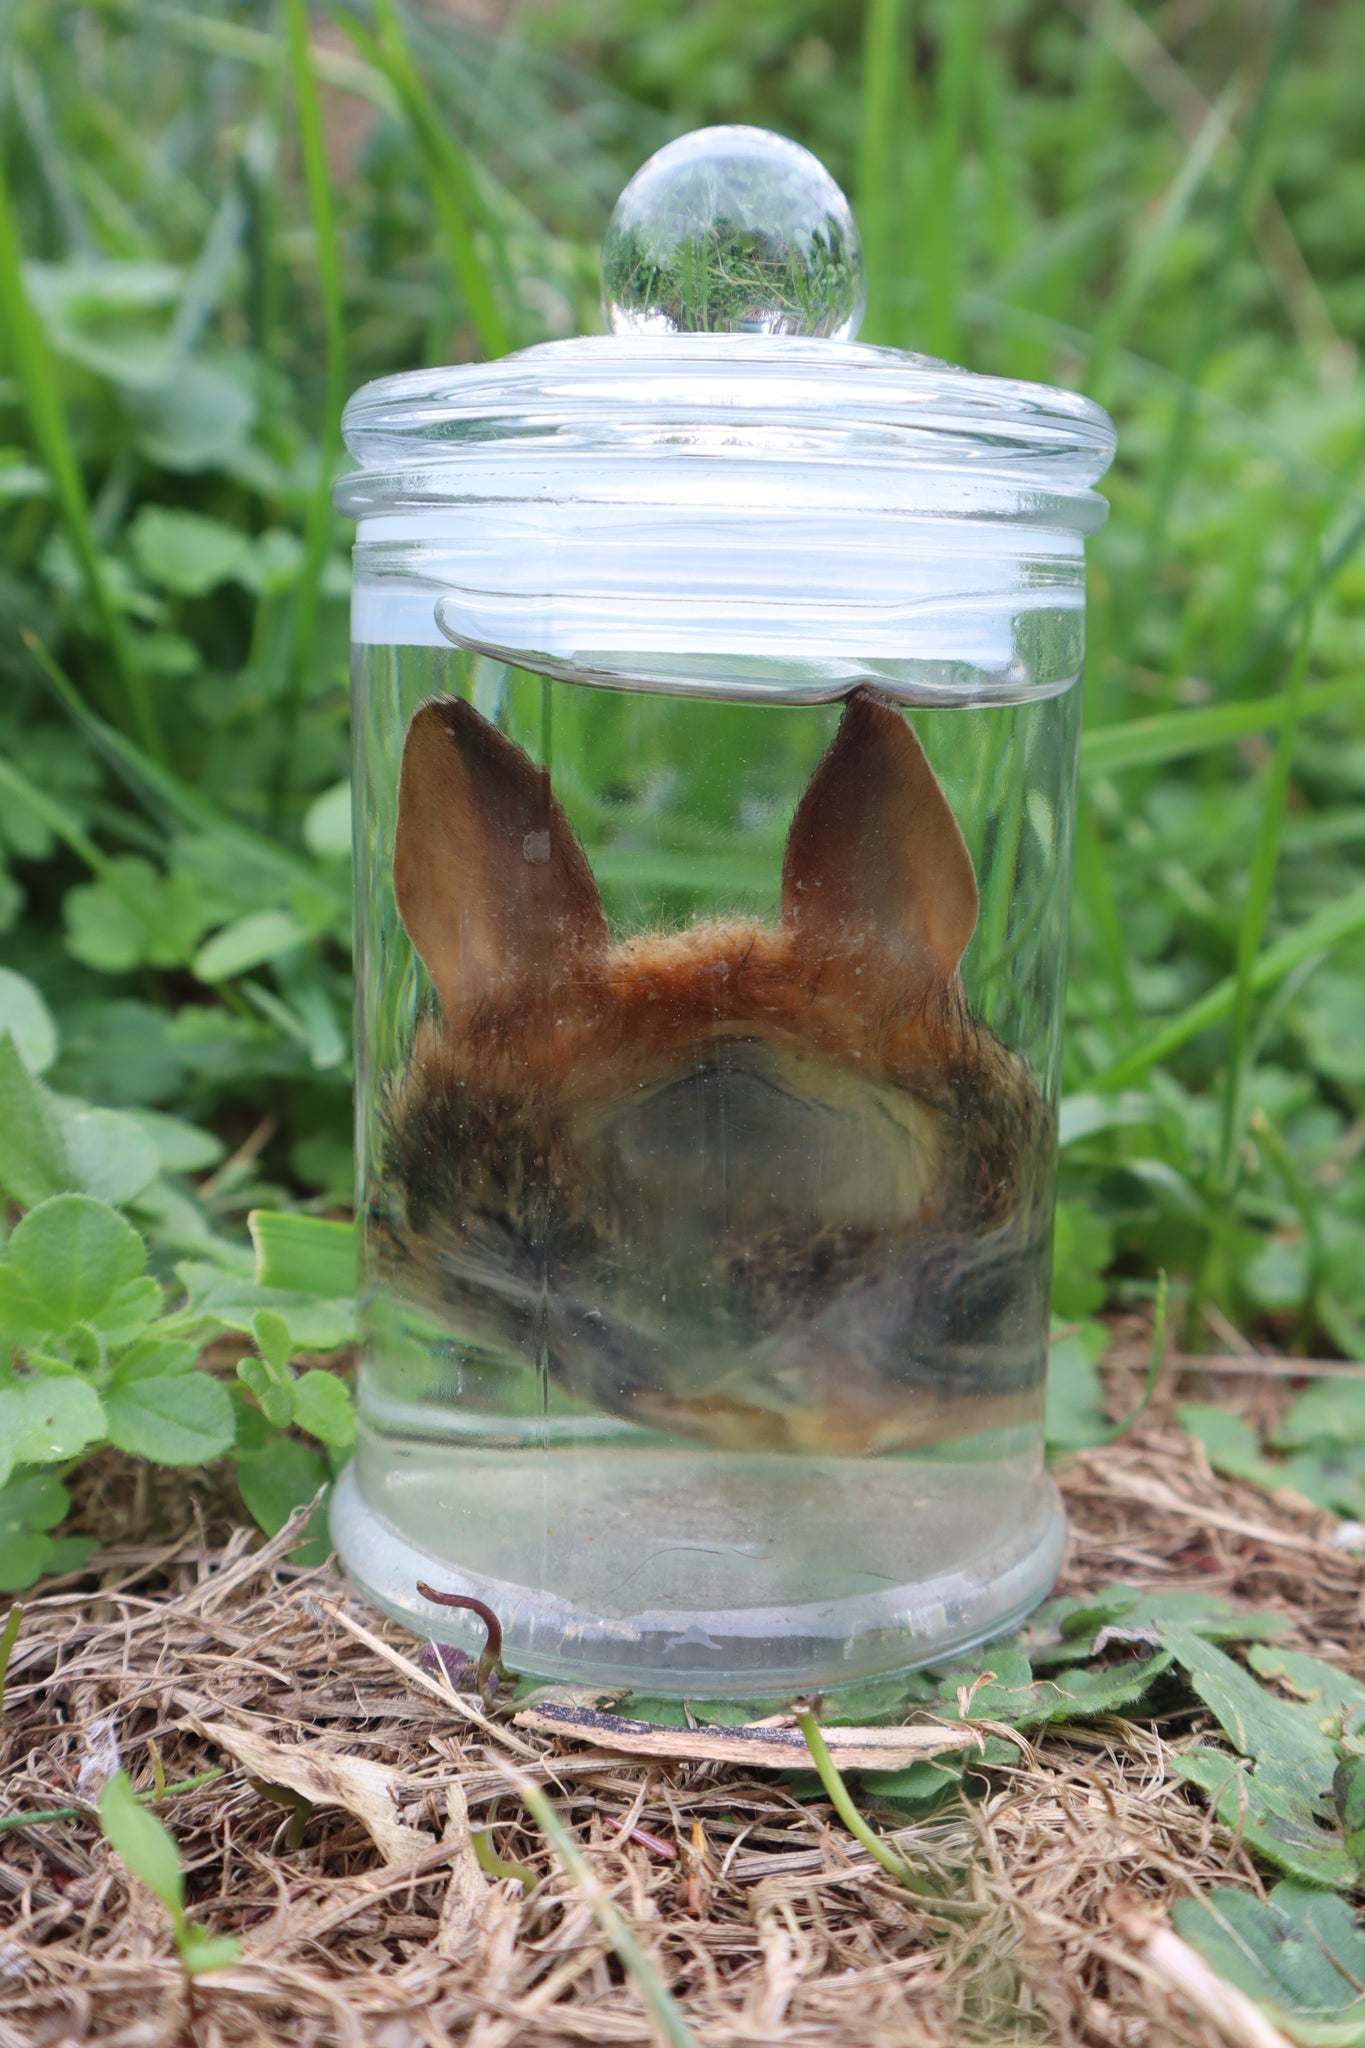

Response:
(378, 688), (1052, 1453)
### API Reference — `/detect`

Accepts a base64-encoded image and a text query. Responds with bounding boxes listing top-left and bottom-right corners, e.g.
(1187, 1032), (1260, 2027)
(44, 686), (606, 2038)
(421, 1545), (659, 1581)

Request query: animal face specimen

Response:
(381, 688), (1051, 1454)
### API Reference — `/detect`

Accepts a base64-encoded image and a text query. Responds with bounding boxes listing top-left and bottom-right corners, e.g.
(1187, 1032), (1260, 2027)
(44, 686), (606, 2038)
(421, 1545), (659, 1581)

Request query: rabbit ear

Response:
(394, 697), (608, 1018)
(781, 690), (979, 982)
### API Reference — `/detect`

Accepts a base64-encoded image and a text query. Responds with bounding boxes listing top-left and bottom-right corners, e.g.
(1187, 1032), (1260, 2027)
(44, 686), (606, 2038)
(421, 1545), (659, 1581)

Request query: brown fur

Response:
(377, 689), (1050, 1453)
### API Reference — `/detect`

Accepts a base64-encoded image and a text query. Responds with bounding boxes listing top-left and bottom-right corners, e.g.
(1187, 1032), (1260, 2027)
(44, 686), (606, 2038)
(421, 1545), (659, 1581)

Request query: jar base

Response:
(329, 1451), (1066, 1699)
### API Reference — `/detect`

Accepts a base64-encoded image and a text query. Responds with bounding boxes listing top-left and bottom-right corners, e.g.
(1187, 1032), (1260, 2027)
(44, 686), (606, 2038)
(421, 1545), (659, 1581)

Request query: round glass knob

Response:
(602, 125), (865, 341)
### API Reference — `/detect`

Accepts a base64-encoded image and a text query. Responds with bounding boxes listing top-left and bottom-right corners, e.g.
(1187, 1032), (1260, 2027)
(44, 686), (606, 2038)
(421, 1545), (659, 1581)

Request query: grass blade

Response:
(0, 151), (165, 761)
(0, 1605), (21, 1719)
(507, 1768), (701, 2048)
(1140, 0), (1300, 578)
(1090, 883), (1365, 1091)
(0, 1769), (224, 1838)
(278, 0), (349, 796)
(1074, 794), (1139, 1032)
(1083, 85), (1234, 400)
(921, 0), (981, 363)
(0, 749), (146, 908)
(855, 0), (906, 344)
(1231, 498), (1365, 692)
(26, 633), (347, 917)
(1100, 1273), (1168, 1443)
(1079, 671), (1365, 778)
(1215, 601), (1315, 1188)
(338, 1), (513, 360)
(92, 0), (395, 109)
(795, 1707), (933, 1895)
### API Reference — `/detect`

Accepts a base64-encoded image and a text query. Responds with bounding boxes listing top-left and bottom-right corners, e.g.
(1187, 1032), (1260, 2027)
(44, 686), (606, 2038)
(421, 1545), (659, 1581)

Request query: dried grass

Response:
(2, 1348), (1362, 2048)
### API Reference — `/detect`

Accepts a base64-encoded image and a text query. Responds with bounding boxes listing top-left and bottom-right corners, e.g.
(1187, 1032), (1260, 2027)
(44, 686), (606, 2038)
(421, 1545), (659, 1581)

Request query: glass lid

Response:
(336, 127), (1115, 704)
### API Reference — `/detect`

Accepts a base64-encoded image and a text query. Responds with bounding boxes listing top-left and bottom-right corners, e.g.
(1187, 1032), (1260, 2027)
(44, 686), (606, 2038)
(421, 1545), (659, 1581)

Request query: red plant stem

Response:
(627, 1827), (677, 1859)
(415, 1584), (504, 1669)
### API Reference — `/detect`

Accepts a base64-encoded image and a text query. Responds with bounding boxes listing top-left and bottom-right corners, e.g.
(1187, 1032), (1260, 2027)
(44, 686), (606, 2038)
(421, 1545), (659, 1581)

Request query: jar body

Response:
(332, 637), (1078, 1694)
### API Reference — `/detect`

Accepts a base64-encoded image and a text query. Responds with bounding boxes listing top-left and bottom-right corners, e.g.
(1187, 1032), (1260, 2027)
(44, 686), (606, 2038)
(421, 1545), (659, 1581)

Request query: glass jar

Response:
(331, 128), (1115, 1696)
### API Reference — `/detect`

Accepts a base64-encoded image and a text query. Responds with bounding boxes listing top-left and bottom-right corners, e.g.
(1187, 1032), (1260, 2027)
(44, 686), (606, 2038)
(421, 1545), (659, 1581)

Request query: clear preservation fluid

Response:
(334, 643), (1077, 1693)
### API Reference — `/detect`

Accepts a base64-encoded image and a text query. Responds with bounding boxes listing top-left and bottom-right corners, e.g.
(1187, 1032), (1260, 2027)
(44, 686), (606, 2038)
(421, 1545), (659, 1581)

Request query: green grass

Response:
(0, 0), (1364, 1426)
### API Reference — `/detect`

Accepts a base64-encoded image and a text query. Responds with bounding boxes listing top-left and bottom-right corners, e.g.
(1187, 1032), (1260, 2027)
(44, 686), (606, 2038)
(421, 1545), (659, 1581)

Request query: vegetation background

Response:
(2, 0), (1365, 1580)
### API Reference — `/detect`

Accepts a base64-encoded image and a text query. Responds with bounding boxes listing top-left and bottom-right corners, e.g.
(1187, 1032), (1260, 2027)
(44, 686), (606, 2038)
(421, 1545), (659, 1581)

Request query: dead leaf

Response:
(512, 1704), (983, 1771)
(188, 1716), (432, 1865)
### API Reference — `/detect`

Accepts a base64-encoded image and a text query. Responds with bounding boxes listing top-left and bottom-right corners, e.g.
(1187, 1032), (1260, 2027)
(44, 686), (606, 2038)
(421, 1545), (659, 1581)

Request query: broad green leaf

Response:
(193, 909), (309, 983)
(1281, 1444), (1365, 1520)
(178, 1925), (242, 1976)
(1057, 1091), (1161, 1148)
(60, 1107), (161, 1207)
(1050, 1203), (1114, 1321)
(1164, 1628), (1340, 1793)
(97, 1770), (185, 1916)
(0, 1470), (71, 1592)
(45, 1534), (92, 1576)
(283, 978), (347, 1072)
(0, 1524), (56, 1592)
(935, 1644), (1174, 1725)
(1278, 1379), (1365, 1450)
(1172, 1880), (1365, 2041)
(1333, 1755), (1365, 1872)
(249, 1211), (356, 1299)
(127, 505), (256, 595)
(114, 1337), (200, 1378)
(1174, 1749), (1357, 1889)
(7, 1195), (146, 1329)
(1247, 1646), (1365, 1724)
(292, 1369), (355, 1448)
(63, 861), (158, 973)
(862, 1736), (1021, 1809)
(178, 1261), (355, 1351)
(126, 1110), (225, 1175)
(1023, 1584), (1285, 1665)
(132, 1180), (239, 1262)
(0, 1470), (69, 1535)
(128, 356), (257, 471)
(0, 1032), (72, 1208)
(88, 1277), (165, 1346)
(236, 1355), (294, 1428)
(0, 1378), (107, 1487)
(235, 1437), (329, 1544)
(1178, 1404), (1282, 1490)
(1044, 1322), (1111, 1452)
(302, 780), (352, 858)
(104, 1358), (235, 1466)
(0, 969), (57, 1073)
(0, 1269), (47, 1347)
(227, 1383), (273, 1457)
(1292, 968), (1365, 1090)
(250, 1308), (294, 1376)
(65, 863), (218, 976)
